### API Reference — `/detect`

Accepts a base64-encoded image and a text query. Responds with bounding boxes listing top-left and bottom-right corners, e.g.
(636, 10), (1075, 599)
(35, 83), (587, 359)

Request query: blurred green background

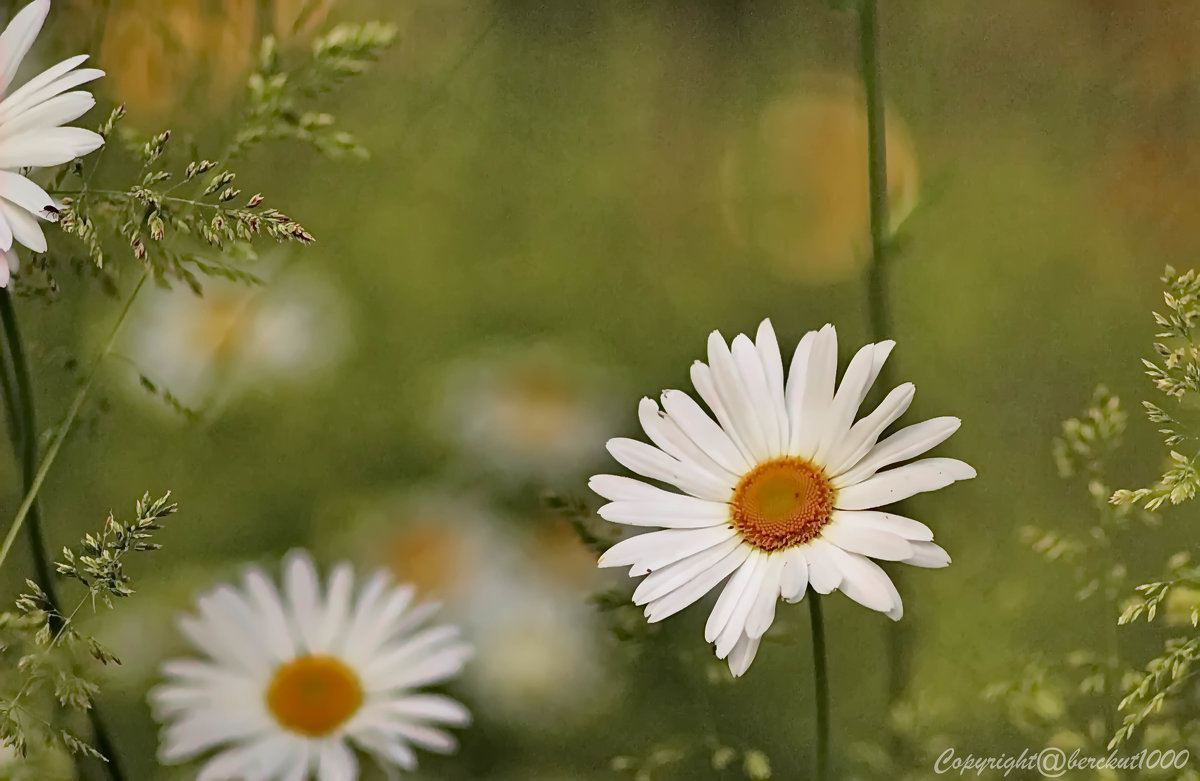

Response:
(2, 0), (1197, 778)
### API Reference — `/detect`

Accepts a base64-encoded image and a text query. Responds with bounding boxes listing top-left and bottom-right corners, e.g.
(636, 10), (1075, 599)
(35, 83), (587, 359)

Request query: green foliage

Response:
(611, 739), (772, 781)
(1112, 267), (1200, 511)
(230, 23), (398, 159)
(26, 22), (395, 299)
(0, 493), (175, 771)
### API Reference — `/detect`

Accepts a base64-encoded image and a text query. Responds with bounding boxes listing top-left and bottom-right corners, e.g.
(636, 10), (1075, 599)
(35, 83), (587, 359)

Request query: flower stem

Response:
(809, 591), (830, 781)
(0, 280), (145, 781)
(855, 0), (912, 726)
(0, 290), (60, 617)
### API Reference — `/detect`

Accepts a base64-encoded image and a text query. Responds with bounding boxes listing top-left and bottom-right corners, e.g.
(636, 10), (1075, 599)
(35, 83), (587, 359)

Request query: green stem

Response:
(856, 0), (911, 724)
(810, 591), (830, 781)
(0, 278), (146, 781)
(0, 275), (148, 572)
(0, 290), (60, 622)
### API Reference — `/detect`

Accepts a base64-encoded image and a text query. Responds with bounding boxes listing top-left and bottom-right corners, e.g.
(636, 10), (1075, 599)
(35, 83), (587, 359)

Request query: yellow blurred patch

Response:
(721, 74), (919, 285)
(76, 0), (338, 121)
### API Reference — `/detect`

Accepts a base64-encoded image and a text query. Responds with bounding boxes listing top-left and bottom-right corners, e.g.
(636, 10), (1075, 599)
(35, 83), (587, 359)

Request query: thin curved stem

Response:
(0, 290), (60, 620)
(855, 0), (912, 725)
(809, 591), (830, 781)
(0, 278), (147, 781)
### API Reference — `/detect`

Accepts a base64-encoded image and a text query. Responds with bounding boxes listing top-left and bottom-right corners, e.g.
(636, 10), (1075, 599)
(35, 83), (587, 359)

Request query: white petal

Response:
(784, 330), (816, 447)
(0, 90), (94, 139)
(691, 360), (755, 462)
(0, 0), (48, 94)
(638, 396), (739, 481)
(0, 65), (103, 126)
(0, 210), (11, 251)
(727, 632), (762, 677)
(386, 694), (472, 727)
(590, 473), (678, 502)
(315, 562), (354, 654)
(598, 525), (736, 572)
(813, 342), (879, 465)
(241, 568), (296, 663)
(835, 457), (975, 509)
(826, 383), (916, 475)
(708, 331), (770, 459)
(644, 543), (751, 623)
(0, 170), (53, 215)
(0, 201), (44, 252)
(830, 509), (934, 542)
(0, 249), (12, 287)
(789, 324), (837, 457)
(755, 319), (790, 450)
(384, 722), (459, 754)
(606, 437), (733, 501)
(731, 333), (783, 456)
(705, 550), (762, 643)
(804, 540), (843, 594)
(780, 549), (809, 602)
(316, 739), (357, 781)
(828, 547), (903, 619)
(0, 126), (102, 167)
(820, 521), (914, 561)
(837, 416), (962, 486)
(659, 389), (749, 474)
(744, 553), (785, 639)
(714, 556), (767, 658)
(283, 550), (322, 652)
(905, 541), (952, 568)
(597, 498), (729, 528)
(634, 537), (742, 605)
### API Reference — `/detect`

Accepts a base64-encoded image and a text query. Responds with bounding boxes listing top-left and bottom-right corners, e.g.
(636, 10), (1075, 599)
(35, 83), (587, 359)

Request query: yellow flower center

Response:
(266, 655), (363, 737)
(730, 457), (834, 551)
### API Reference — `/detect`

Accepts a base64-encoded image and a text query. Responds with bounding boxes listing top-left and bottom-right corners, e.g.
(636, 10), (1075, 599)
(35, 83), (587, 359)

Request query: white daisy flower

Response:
(122, 268), (350, 411)
(151, 551), (473, 780)
(438, 345), (621, 484)
(0, 0), (105, 286)
(592, 320), (974, 677)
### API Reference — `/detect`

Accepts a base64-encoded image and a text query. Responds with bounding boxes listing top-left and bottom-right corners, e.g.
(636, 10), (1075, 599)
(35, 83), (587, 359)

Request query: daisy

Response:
(0, 0), (105, 286)
(151, 551), (473, 780)
(438, 345), (620, 484)
(123, 268), (350, 411)
(592, 320), (974, 676)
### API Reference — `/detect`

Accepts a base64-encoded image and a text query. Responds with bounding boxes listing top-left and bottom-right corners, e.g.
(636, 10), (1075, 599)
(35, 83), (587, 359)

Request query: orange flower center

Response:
(730, 457), (834, 551)
(266, 655), (363, 737)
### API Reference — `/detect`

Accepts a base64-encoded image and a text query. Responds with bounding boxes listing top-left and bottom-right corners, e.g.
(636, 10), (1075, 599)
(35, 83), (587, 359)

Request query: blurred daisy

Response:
(593, 320), (973, 676)
(0, 0), (104, 286)
(330, 491), (510, 601)
(439, 345), (620, 483)
(152, 551), (472, 779)
(461, 570), (612, 727)
(123, 268), (350, 411)
(721, 75), (918, 285)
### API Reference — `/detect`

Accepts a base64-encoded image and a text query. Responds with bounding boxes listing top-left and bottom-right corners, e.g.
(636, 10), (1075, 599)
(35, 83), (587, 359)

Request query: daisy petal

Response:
(905, 541), (952, 568)
(837, 416), (962, 486)
(780, 549), (809, 603)
(835, 458), (976, 510)
(728, 632), (762, 677)
(597, 526), (736, 572)
(0, 0), (48, 94)
(820, 521), (914, 561)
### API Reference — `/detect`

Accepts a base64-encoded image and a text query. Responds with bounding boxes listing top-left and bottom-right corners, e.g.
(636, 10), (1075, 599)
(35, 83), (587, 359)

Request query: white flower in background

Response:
(323, 490), (613, 726)
(460, 570), (611, 727)
(0, 0), (105, 286)
(439, 345), (620, 483)
(151, 551), (472, 780)
(592, 320), (974, 676)
(123, 268), (350, 410)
